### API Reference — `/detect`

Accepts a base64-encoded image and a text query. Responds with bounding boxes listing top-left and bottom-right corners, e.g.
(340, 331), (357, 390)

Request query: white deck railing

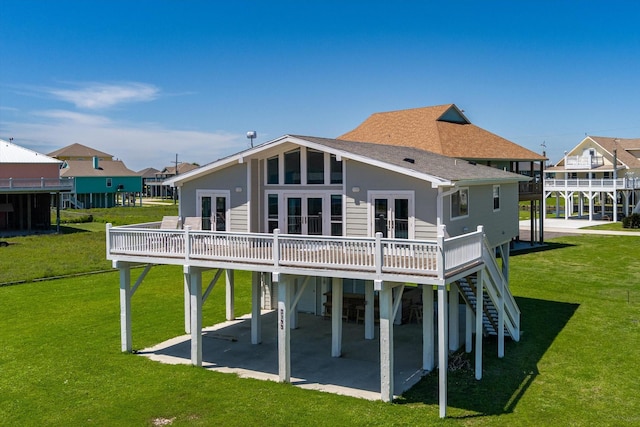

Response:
(544, 178), (640, 191)
(564, 155), (604, 170)
(106, 224), (485, 280)
(0, 177), (74, 191)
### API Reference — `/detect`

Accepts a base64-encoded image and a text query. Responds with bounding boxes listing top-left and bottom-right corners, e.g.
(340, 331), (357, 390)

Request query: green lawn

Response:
(1, 209), (639, 425)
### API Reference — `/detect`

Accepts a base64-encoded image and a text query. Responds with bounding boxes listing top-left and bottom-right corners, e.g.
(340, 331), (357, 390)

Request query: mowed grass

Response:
(1, 207), (639, 425)
(0, 205), (178, 284)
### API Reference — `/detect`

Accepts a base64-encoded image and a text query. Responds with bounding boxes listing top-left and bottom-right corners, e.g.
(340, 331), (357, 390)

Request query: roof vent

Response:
(403, 157), (415, 164)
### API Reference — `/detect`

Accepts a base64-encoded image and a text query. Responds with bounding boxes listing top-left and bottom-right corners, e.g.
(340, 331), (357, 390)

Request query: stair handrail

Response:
(481, 237), (520, 341)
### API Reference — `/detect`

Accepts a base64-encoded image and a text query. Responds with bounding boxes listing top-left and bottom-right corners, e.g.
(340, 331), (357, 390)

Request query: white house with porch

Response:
(545, 136), (640, 221)
(106, 134), (525, 418)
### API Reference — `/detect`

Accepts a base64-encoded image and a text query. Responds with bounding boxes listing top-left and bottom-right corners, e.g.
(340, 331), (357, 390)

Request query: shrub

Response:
(622, 213), (640, 228)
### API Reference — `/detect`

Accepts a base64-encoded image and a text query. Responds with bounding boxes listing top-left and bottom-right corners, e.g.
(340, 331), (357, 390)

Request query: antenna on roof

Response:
(247, 131), (257, 148)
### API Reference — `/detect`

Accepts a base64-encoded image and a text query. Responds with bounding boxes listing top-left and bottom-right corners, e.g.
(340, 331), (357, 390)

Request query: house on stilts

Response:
(106, 129), (526, 417)
(545, 136), (640, 221)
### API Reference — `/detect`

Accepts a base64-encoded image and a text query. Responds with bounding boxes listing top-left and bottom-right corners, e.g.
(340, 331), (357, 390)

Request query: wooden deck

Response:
(106, 224), (485, 285)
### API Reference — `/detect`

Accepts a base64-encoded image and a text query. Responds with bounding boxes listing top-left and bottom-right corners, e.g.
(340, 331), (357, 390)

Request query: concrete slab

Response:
(137, 310), (430, 400)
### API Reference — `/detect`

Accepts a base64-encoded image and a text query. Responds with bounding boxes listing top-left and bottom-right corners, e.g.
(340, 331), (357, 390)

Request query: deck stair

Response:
(62, 194), (84, 209)
(456, 239), (520, 341)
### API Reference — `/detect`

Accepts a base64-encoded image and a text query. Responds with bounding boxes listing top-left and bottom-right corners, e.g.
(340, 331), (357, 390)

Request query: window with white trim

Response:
(306, 149), (324, 184)
(330, 194), (343, 236)
(451, 188), (469, 218)
(493, 185), (500, 211)
(284, 149), (301, 184)
(330, 154), (343, 184)
(267, 194), (279, 233)
(267, 156), (279, 184)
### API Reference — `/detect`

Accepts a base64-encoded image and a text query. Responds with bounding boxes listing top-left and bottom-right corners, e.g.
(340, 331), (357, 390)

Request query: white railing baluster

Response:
(105, 224), (482, 279)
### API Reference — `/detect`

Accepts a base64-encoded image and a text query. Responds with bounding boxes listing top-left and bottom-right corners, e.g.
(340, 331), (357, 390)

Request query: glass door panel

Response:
(287, 197), (302, 234)
(394, 198), (409, 239)
(201, 196), (212, 230)
(374, 198), (388, 237)
(215, 196), (226, 231)
(307, 197), (323, 235)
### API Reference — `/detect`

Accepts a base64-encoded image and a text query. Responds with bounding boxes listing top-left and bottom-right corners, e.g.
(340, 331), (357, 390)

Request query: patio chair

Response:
(183, 217), (203, 230)
(160, 216), (181, 229)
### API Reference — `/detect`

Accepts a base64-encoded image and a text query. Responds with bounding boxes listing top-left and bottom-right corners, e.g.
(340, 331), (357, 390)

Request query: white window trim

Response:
(493, 185), (501, 212)
(450, 187), (469, 220)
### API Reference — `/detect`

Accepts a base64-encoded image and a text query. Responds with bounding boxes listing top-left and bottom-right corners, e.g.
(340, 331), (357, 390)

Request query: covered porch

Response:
(108, 223), (517, 418)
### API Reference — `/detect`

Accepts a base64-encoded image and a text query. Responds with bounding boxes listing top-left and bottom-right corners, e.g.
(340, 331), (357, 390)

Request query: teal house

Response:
(49, 143), (142, 208)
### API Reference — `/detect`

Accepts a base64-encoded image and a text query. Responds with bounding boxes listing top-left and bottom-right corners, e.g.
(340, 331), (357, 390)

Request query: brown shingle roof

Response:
(158, 162), (199, 176)
(590, 136), (640, 169)
(339, 104), (546, 162)
(48, 143), (113, 160)
(59, 159), (138, 177)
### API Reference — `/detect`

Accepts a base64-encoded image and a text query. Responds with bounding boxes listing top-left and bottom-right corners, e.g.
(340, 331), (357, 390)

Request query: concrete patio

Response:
(137, 310), (433, 400)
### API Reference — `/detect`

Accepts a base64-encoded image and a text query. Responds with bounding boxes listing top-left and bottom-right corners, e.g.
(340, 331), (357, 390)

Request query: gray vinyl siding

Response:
(179, 163), (249, 232)
(344, 159), (439, 239)
(443, 182), (519, 247)
(345, 195), (367, 236)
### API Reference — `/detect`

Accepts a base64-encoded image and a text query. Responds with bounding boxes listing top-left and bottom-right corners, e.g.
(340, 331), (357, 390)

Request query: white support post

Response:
(189, 267), (203, 367)
(475, 270), (484, 380)
(277, 275), (291, 382)
(251, 271), (262, 345)
(393, 285), (403, 325)
(437, 285), (448, 418)
(379, 280), (394, 402)
(331, 277), (343, 357)
(119, 262), (132, 352)
(423, 285), (434, 371)
(448, 283), (459, 351)
(291, 278), (299, 330)
(225, 269), (235, 321)
(465, 303), (473, 353)
(183, 272), (191, 334)
(365, 280), (375, 340)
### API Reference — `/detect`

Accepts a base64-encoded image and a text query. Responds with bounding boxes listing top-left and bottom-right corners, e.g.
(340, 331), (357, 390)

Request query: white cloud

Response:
(47, 82), (159, 109)
(33, 109), (112, 126)
(2, 111), (246, 171)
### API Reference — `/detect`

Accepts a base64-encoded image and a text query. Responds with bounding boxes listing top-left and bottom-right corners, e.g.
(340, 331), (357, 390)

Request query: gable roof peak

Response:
(48, 143), (113, 159)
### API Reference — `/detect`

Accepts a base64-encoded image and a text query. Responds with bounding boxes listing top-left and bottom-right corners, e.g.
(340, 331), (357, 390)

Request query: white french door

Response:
(196, 190), (230, 231)
(266, 191), (343, 236)
(285, 194), (324, 235)
(369, 192), (414, 239)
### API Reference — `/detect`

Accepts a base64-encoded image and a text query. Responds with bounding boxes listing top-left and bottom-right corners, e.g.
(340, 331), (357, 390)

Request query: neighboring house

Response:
(137, 167), (160, 197)
(0, 139), (72, 235)
(144, 162), (199, 199)
(338, 104), (548, 243)
(48, 143), (142, 208)
(106, 134), (526, 417)
(545, 136), (640, 221)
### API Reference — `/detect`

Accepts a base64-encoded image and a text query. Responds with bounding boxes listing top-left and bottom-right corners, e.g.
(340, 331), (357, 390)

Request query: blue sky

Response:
(1, 1), (639, 171)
